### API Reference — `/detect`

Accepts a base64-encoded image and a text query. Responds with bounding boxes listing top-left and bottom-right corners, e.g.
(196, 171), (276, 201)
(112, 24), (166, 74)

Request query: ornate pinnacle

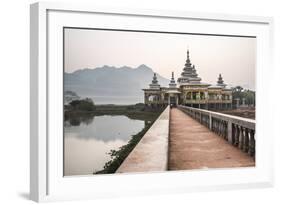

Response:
(170, 72), (176, 83)
(152, 73), (158, 84)
(149, 73), (161, 89)
(185, 49), (191, 67)
(217, 74), (224, 85)
(169, 71), (176, 87)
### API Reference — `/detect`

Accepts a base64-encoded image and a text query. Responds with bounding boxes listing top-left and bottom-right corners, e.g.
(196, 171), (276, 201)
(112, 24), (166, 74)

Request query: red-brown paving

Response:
(168, 108), (255, 170)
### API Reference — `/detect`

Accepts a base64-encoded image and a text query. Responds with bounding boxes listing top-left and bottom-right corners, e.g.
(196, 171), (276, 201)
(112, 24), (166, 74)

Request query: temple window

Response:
(186, 92), (191, 100)
(192, 92), (196, 100)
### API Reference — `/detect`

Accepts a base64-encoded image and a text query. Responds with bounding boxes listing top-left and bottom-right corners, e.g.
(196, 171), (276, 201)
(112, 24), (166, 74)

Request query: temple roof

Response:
(222, 86), (233, 91)
(165, 90), (181, 94)
(144, 50), (233, 93)
(208, 74), (232, 90)
(177, 49), (202, 85)
(208, 85), (223, 89)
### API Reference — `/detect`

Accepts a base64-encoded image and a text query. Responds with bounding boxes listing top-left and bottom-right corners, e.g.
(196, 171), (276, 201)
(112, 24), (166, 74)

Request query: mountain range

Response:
(64, 64), (170, 104)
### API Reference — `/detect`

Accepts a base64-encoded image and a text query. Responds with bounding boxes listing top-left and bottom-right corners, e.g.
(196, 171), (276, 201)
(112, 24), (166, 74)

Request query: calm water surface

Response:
(64, 115), (145, 176)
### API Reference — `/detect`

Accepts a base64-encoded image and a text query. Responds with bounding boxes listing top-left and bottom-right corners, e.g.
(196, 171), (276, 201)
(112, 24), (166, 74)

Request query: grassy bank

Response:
(64, 103), (160, 121)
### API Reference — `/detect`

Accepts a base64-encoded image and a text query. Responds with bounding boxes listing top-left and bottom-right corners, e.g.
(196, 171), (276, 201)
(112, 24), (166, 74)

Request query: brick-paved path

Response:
(168, 108), (255, 170)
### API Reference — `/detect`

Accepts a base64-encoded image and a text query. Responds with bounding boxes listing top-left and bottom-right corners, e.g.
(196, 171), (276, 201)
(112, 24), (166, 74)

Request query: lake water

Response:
(64, 115), (145, 176)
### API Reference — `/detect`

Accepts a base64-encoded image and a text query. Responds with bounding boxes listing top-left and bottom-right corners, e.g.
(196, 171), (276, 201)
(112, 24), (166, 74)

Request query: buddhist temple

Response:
(143, 49), (233, 110)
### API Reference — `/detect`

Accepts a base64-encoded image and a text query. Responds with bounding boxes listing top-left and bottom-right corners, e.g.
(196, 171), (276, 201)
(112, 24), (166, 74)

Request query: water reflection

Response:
(64, 114), (94, 127)
(64, 114), (145, 176)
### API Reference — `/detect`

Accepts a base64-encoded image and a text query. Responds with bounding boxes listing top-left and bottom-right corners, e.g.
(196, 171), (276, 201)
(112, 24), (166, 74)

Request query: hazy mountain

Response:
(64, 64), (170, 104)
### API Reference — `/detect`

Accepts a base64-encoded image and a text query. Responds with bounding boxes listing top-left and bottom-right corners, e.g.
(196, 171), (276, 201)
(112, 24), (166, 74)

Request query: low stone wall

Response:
(179, 105), (256, 157)
(116, 106), (170, 173)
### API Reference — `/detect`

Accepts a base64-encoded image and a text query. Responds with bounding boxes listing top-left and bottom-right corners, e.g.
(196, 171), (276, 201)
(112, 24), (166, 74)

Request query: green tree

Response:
(69, 98), (96, 111)
(244, 89), (255, 106)
(232, 86), (255, 106)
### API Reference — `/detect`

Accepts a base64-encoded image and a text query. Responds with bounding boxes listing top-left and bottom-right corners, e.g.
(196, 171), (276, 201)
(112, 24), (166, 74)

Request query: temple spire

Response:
(178, 49), (202, 84)
(185, 49), (191, 68)
(217, 73), (226, 87)
(169, 71), (177, 88)
(149, 73), (160, 89)
(152, 73), (158, 84)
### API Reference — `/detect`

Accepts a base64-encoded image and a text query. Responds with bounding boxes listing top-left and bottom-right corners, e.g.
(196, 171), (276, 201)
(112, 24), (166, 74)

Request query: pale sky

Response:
(64, 28), (256, 90)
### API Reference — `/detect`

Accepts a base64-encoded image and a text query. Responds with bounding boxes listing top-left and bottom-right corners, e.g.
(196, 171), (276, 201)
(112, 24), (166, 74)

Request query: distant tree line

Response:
(232, 86), (255, 106)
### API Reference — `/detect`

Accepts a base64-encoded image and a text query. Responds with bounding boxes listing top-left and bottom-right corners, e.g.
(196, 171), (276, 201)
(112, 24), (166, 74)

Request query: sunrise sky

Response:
(64, 28), (256, 90)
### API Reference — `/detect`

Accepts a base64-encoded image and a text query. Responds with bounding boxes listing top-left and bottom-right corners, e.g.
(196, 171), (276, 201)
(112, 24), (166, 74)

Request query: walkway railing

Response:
(178, 105), (256, 157)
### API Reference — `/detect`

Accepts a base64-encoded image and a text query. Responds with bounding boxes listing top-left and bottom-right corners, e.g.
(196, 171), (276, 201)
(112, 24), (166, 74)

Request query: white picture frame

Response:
(30, 2), (274, 202)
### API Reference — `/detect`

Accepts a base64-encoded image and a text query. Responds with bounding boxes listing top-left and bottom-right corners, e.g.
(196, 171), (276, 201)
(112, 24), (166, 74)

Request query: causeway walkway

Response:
(116, 107), (170, 173)
(168, 108), (255, 170)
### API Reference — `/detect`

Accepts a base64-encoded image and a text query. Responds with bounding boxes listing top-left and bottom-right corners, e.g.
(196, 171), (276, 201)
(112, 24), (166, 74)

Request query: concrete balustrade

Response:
(116, 106), (170, 173)
(178, 105), (256, 157)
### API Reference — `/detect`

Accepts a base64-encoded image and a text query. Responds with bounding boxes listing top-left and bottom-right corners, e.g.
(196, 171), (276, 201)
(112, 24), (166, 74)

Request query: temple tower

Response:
(167, 72), (180, 106)
(149, 73), (160, 89)
(177, 49), (202, 84)
(217, 74), (226, 87)
(142, 73), (163, 109)
(169, 72), (177, 88)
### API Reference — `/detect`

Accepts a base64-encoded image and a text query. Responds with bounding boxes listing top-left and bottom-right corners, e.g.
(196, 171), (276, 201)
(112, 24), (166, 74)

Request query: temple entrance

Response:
(170, 96), (176, 104)
(169, 96), (178, 107)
